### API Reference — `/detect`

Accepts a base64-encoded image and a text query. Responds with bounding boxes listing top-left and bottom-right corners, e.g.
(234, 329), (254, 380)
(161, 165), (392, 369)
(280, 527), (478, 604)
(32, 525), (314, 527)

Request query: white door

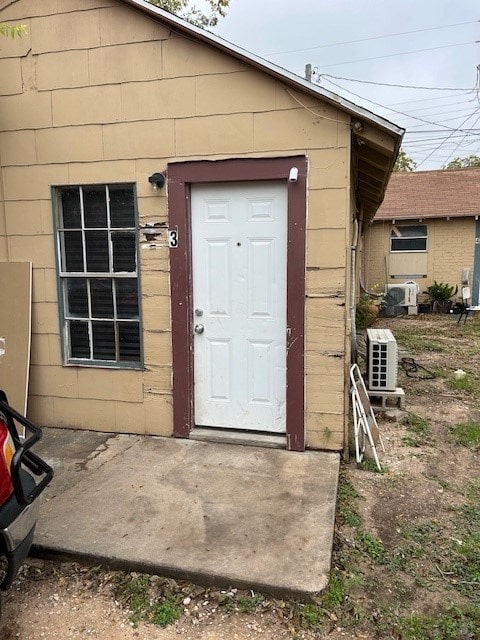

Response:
(191, 182), (287, 433)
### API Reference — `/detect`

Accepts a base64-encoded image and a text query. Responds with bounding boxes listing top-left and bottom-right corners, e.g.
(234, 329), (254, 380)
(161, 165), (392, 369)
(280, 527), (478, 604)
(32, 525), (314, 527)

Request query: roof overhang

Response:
(375, 212), (480, 223)
(120, 0), (404, 221)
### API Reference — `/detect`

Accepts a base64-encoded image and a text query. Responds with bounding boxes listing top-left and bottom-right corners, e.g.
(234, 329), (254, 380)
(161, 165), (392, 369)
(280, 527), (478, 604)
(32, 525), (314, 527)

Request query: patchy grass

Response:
(320, 445), (480, 640)
(446, 482), (480, 602)
(115, 574), (182, 628)
(448, 372), (480, 395)
(358, 456), (387, 473)
(401, 412), (433, 447)
(337, 477), (362, 527)
(449, 422), (480, 449)
(376, 604), (480, 640)
(237, 593), (265, 613)
(393, 328), (446, 353)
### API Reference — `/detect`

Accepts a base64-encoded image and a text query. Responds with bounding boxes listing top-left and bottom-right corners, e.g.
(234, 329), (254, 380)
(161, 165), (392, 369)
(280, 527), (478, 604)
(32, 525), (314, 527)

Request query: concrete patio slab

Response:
(33, 428), (340, 598)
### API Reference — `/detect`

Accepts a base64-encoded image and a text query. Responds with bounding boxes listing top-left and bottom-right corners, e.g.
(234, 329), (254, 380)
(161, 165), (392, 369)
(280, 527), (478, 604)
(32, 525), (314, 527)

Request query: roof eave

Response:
(375, 212), (480, 222)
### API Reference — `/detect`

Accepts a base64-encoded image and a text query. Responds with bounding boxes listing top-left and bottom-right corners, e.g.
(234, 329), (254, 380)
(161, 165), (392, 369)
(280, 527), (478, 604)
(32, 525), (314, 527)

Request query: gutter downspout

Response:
(344, 208), (361, 461)
(350, 210), (361, 363)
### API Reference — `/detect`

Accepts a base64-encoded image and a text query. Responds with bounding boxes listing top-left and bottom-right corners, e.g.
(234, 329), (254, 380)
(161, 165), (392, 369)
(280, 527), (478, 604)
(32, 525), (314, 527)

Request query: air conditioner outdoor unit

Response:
(366, 328), (398, 391)
(385, 283), (418, 307)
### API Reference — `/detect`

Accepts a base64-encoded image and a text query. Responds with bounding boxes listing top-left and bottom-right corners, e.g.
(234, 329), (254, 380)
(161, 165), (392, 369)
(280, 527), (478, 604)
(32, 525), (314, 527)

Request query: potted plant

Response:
(424, 281), (456, 313)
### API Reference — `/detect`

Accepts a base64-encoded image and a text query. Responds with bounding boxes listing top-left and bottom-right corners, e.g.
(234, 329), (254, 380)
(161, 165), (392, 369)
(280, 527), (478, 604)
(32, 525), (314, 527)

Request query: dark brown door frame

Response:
(167, 156), (307, 451)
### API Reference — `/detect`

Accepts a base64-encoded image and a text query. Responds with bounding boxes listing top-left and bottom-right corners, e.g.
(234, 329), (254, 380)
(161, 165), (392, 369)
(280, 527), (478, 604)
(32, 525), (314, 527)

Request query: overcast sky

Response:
(214, 0), (479, 170)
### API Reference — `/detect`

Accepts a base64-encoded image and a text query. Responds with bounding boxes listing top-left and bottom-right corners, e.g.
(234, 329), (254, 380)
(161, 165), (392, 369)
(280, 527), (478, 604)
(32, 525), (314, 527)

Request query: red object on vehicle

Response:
(0, 415), (14, 504)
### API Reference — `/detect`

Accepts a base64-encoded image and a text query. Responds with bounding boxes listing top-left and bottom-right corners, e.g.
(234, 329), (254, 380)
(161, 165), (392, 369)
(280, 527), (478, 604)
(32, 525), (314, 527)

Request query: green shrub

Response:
(355, 295), (378, 330)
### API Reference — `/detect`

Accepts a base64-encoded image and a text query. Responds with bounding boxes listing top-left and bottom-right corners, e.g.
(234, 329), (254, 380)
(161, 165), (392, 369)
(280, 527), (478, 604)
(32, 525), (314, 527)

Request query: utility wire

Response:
(405, 129), (480, 134)
(439, 84), (480, 165)
(384, 92), (472, 108)
(416, 107), (480, 167)
(263, 19), (478, 56)
(415, 70), (480, 166)
(386, 103), (476, 119)
(320, 76), (470, 130)
(316, 41), (476, 70)
(319, 73), (477, 92)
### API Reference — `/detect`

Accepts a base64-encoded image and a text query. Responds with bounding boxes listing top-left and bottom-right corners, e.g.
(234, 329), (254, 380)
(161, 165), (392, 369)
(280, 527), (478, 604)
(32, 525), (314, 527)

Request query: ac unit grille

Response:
(366, 329), (398, 391)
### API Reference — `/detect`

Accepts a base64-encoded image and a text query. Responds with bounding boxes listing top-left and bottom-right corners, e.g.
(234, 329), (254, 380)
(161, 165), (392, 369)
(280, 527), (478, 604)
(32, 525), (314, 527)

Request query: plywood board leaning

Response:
(0, 262), (32, 415)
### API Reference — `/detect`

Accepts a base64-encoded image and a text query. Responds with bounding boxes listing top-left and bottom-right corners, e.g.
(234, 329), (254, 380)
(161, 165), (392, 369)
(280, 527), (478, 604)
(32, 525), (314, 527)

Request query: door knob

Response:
(194, 324), (205, 334)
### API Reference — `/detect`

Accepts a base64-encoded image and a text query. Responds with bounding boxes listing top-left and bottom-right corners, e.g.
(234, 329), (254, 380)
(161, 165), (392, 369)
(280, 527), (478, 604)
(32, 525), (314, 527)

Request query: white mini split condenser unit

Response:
(366, 328), (398, 391)
(385, 283), (418, 307)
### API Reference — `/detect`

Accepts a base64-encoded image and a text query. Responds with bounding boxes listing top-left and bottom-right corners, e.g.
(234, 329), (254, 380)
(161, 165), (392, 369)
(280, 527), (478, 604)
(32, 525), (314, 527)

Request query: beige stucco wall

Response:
(364, 218), (476, 298)
(0, 0), (353, 450)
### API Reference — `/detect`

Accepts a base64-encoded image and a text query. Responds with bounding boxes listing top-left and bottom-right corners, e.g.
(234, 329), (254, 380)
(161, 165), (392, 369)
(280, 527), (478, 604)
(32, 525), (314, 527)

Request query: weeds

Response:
(446, 482), (480, 602)
(237, 593), (265, 613)
(151, 600), (182, 627)
(448, 372), (480, 394)
(117, 574), (182, 628)
(300, 602), (324, 629)
(337, 477), (362, 527)
(377, 604), (480, 640)
(393, 329), (445, 353)
(401, 412), (432, 447)
(356, 532), (386, 563)
(322, 572), (346, 610)
(449, 422), (480, 449)
(359, 456), (387, 473)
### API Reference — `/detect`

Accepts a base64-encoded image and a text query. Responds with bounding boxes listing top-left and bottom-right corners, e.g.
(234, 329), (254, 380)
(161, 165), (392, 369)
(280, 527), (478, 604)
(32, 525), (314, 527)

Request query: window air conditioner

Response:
(385, 283), (418, 307)
(366, 328), (398, 391)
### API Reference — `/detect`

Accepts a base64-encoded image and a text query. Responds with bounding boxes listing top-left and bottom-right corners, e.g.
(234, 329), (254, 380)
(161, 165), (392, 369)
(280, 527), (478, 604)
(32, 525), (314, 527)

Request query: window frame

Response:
(390, 223), (428, 253)
(52, 183), (143, 369)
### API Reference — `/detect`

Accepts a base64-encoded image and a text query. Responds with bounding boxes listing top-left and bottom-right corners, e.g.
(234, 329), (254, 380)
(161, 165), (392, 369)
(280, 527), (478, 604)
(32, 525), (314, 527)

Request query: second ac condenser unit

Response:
(366, 328), (398, 391)
(385, 283), (418, 306)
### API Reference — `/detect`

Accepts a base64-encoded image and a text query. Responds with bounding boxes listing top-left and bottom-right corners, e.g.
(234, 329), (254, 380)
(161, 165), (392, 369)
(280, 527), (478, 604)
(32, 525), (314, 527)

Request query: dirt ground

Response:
(1, 314), (479, 639)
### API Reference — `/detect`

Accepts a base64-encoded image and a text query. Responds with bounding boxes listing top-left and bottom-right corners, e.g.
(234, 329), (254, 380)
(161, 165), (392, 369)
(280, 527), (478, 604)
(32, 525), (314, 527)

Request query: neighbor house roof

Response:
(374, 168), (480, 221)
(120, 0), (404, 221)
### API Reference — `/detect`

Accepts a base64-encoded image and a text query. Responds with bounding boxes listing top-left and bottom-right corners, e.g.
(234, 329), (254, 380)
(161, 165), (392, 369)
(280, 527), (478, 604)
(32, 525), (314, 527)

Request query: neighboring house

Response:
(364, 168), (480, 306)
(0, 0), (403, 453)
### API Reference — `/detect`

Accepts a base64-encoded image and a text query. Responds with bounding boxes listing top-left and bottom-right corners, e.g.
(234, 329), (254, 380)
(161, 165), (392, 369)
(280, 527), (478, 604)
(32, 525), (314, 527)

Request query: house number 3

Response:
(168, 229), (179, 248)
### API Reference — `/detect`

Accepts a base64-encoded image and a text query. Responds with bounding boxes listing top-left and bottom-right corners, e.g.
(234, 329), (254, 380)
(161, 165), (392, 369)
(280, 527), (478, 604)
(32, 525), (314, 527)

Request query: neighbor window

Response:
(54, 184), (141, 367)
(390, 224), (427, 252)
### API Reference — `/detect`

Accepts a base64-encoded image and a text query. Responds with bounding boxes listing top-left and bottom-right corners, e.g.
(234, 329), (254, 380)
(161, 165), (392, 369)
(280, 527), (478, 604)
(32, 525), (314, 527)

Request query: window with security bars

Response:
(54, 184), (142, 367)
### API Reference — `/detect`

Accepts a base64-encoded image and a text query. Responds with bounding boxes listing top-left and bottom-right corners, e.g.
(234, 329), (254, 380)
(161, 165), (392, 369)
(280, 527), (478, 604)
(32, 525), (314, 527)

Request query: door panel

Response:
(191, 182), (287, 432)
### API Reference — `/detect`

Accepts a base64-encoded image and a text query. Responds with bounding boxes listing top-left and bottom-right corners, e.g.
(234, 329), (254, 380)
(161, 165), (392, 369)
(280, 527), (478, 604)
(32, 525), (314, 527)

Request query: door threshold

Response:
(190, 427), (286, 449)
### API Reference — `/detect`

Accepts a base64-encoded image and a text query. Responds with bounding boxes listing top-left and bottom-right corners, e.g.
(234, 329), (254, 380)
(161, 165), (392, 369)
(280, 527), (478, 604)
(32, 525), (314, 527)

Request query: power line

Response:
(320, 76), (470, 130)
(404, 129), (480, 134)
(319, 73), (477, 92)
(407, 111), (480, 127)
(384, 92), (472, 108)
(316, 41), (476, 70)
(263, 19), (478, 56)
(416, 107), (480, 167)
(387, 102), (476, 119)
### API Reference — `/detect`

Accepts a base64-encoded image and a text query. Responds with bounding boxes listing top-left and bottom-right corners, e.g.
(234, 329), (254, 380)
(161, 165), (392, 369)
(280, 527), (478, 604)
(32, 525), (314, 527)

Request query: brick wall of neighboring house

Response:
(365, 218), (476, 298)
(430, 218), (476, 292)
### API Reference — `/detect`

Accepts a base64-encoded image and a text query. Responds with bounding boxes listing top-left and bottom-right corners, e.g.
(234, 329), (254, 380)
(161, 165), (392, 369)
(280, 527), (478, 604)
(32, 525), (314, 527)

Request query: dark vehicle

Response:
(0, 391), (53, 592)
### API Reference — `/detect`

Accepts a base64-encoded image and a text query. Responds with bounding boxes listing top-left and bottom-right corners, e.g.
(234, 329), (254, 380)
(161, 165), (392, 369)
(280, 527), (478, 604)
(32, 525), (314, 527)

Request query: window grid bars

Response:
(56, 184), (140, 365)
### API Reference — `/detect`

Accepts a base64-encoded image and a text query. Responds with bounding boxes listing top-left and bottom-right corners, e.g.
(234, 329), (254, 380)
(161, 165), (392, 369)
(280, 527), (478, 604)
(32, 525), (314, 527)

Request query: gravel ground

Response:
(1, 561), (318, 640)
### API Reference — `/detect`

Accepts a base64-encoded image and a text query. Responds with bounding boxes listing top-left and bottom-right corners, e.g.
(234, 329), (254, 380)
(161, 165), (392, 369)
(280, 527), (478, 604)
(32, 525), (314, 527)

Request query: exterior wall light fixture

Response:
(148, 172), (166, 191)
